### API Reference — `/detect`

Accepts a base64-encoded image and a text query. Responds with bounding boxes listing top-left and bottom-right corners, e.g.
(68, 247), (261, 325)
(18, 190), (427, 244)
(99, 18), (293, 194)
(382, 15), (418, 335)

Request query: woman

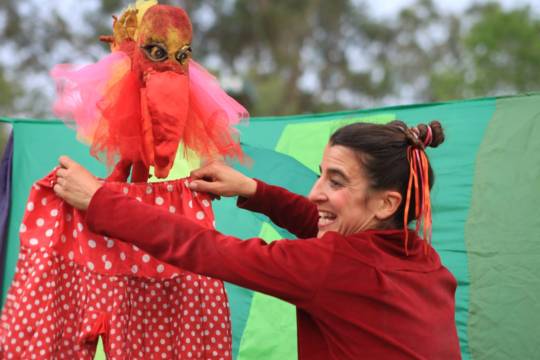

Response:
(54, 120), (461, 359)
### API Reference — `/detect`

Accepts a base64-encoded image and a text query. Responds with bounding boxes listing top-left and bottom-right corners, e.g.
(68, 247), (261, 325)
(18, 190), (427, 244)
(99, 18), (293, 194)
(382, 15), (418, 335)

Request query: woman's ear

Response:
(375, 190), (402, 221)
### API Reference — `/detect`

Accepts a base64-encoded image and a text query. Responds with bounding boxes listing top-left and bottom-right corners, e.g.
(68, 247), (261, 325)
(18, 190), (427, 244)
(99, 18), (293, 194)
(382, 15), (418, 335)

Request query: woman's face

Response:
(308, 144), (383, 238)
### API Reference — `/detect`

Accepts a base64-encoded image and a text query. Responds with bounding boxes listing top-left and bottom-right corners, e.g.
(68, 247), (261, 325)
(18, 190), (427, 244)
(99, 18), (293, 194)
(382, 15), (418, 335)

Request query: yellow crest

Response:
(103, 0), (158, 49)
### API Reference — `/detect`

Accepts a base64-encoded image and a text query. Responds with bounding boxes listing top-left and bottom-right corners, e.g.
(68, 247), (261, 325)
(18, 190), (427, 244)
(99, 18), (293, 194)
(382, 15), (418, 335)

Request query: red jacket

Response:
(86, 180), (461, 360)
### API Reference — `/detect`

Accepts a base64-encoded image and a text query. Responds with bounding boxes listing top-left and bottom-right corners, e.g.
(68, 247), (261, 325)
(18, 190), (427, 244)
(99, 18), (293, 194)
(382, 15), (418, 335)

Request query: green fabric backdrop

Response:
(1, 93), (539, 359)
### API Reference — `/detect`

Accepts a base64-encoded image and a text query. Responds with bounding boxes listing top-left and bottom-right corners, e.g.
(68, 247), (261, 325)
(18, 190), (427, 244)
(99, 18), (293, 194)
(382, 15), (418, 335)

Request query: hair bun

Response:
(417, 121), (445, 148)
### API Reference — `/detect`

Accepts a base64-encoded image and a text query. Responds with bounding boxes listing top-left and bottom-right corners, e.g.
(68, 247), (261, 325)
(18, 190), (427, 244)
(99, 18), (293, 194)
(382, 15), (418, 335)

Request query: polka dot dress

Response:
(0, 171), (232, 359)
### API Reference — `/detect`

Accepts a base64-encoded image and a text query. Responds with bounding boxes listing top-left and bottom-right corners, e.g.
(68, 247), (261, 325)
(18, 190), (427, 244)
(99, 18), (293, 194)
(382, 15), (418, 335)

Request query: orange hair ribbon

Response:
(403, 145), (433, 255)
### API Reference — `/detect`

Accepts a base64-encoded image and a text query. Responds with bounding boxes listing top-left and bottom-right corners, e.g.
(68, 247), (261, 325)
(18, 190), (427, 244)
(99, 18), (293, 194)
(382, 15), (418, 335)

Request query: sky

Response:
(369, 0), (540, 17)
(2, 0), (540, 115)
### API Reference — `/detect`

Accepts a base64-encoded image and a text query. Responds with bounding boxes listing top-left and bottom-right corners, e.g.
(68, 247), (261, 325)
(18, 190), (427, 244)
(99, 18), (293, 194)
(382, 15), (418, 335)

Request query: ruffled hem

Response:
(1, 247), (232, 359)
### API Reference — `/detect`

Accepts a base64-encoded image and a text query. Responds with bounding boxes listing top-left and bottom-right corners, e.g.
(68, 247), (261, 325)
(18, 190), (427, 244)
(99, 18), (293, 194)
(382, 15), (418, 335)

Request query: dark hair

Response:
(329, 120), (445, 228)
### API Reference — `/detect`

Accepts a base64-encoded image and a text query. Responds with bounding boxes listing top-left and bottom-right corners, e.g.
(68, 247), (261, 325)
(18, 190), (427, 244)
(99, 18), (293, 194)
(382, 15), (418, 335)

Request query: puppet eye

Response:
(175, 46), (192, 65)
(141, 43), (168, 62)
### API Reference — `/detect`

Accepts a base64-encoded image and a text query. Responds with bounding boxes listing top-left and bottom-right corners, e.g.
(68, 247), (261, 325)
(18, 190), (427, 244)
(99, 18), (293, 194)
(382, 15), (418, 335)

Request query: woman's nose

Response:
(308, 178), (326, 203)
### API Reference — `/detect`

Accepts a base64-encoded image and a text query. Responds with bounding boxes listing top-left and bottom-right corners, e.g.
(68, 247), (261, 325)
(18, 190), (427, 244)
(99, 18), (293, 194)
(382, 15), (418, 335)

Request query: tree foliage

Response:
(0, 0), (539, 117)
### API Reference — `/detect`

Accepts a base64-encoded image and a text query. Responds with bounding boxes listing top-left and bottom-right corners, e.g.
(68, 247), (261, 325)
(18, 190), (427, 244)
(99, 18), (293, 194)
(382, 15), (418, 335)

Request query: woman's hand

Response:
(189, 161), (257, 198)
(54, 156), (103, 211)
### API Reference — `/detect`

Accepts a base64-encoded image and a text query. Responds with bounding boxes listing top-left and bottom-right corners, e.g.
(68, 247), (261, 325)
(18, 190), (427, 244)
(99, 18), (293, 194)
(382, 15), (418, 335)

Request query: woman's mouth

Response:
(318, 211), (336, 228)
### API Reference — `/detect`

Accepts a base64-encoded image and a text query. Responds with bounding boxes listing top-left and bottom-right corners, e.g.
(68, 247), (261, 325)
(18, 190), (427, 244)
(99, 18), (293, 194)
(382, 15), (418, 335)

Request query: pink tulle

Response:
(188, 59), (249, 126)
(50, 52), (132, 143)
(51, 53), (248, 173)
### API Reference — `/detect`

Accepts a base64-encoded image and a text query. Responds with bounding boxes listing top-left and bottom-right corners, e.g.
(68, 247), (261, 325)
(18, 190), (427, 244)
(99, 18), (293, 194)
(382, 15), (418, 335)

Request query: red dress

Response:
(0, 170), (232, 359)
(84, 179), (461, 360)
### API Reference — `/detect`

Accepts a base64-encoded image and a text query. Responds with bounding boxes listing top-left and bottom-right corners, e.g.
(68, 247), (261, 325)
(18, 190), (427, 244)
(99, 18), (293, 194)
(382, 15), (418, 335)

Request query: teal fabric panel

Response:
(466, 95), (540, 359)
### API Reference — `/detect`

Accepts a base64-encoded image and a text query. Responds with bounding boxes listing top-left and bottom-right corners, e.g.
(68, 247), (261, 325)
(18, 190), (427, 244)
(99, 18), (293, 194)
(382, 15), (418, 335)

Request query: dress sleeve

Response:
(236, 179), (319, 239)
(86, 186), (332, 307)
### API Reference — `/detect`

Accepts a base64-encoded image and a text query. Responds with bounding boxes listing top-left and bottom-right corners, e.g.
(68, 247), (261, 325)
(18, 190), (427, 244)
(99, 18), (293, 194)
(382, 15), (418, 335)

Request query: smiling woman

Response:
(310, 144), (390, 237)
(53, 120), (460, 360)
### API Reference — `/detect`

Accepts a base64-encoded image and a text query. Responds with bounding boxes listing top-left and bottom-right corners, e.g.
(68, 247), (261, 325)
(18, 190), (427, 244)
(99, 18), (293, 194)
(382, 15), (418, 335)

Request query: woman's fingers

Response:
(54, 155), (102, 210)
(58, 155), (76, 169)
(55, 167), (67, 179)
(189, 179), (220, 194)
(188, 161), (256, 198)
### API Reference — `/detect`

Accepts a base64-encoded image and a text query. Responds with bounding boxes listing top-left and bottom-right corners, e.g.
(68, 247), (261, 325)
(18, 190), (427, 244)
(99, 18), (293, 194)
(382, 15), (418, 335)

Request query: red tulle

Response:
(51, 53), (248, 178)
(93, 70), (143, 166)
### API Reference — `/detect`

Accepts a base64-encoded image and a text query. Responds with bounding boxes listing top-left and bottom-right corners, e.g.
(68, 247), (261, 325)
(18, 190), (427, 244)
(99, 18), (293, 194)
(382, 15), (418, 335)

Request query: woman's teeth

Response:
(318, 211), (336, 226)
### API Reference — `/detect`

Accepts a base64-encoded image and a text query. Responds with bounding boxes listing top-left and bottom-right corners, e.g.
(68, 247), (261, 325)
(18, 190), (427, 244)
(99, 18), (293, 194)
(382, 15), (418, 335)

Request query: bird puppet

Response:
(51, 0), (247, 183)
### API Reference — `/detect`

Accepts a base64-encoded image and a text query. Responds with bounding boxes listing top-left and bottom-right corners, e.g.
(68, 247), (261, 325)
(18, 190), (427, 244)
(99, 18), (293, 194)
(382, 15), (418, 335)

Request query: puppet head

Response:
(52, 1), (247, 181)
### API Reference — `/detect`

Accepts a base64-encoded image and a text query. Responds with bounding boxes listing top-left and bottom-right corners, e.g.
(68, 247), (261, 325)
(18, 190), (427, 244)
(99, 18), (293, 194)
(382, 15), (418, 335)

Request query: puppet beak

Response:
(141, 71), (190, 178)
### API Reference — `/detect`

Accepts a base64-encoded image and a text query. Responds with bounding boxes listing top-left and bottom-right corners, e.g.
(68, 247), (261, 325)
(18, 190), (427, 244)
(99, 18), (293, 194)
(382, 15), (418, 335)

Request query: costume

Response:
(84, 179), (462, 360)
(0, 171), (232, 359)
(1, 1), (247, 358)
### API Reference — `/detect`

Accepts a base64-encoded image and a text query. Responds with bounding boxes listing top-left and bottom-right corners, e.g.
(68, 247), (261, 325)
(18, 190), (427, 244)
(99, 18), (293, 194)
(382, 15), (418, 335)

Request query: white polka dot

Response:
(87, 262), (94, 271)
(106, 239), (115, 248)
(61, 235), (67, 243)
(123, 187), (129, 194)
(142, 255), (150, 263)
(131, 265), (138, 274)
(167, 184), (174, 192)
(105, 261), (112, 270)
(188, 200), (193, 208)
(20, 224), (27, 233)
(41, 198), (48, 206)
(68, 251), (74, 260)
(120, 252), (126, 261)
(77, 223), (83, 232)
(169, 206), (176, 213)
(132, 245), (140, 252)
(155, 197), (164, 206)
(29, 238), (39, 246)
(196, 211), (205, 220)
(136, 197), (142, 202)
(36, 218), (45, 227)
(45, 229), (53, 237)
(157, 264), (165, 273)
(88, 240), (97, 248)
(27, 202), (35, 211)
(146, 186), (153, 194)
(73, 230), (78, 238)
(50, 209), (58, 217)
(202, 199), (210, 207)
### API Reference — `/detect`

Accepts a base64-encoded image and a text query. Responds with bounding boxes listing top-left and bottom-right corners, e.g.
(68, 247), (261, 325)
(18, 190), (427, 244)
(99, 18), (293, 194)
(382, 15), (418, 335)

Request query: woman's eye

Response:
(142, 44), (168, 62)
(176, 46), (192, 65)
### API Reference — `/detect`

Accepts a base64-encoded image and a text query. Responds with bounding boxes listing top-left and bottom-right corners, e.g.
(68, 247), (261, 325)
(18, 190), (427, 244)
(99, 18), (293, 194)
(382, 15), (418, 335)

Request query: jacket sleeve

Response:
(236, 179), (319, 239)
(86, 186), (332, 307)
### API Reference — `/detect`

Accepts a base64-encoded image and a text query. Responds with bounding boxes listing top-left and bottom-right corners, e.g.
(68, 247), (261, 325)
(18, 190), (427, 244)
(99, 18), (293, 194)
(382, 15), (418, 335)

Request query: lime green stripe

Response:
(217, 143), (319, 359)
(237, 223), (297, 360)
(275, 114), (394, 173)
(466, 95), (540, 359)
